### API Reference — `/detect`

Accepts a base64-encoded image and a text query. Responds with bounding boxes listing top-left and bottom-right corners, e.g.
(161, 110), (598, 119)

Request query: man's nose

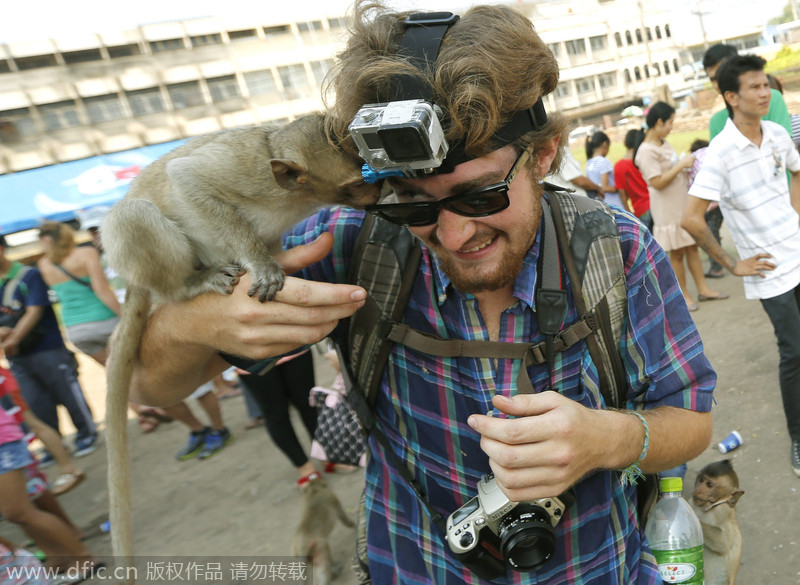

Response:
(434, 208), (477, 250)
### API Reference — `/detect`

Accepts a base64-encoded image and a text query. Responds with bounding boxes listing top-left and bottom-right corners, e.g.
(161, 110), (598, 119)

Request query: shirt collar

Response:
(724, 117), (776, 150)
(0, 261), (23, 285)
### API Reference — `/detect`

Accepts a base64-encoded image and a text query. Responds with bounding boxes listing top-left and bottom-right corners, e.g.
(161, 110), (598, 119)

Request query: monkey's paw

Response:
(206, 264), (246, 295)
(248, 263), (285, 302)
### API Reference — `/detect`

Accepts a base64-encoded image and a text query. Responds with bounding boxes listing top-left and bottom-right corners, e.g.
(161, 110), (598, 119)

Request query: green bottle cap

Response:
(659, 476), (683, 493)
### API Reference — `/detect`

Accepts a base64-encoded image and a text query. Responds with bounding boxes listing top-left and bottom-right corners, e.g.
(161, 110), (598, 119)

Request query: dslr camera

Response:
(348, 99), (448, 182)
(446, 473), (574, 578)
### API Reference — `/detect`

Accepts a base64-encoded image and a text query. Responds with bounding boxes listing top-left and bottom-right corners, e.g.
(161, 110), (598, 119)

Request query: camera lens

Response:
(498, 503), (556, 570)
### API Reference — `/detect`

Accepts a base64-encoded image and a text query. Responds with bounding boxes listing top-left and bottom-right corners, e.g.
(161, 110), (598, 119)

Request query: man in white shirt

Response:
(546, 145), (602, 197)
(683, 54), (800, 478)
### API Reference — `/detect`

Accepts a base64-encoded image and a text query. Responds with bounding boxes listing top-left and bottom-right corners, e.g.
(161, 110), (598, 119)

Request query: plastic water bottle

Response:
(644, 477), (704, 584)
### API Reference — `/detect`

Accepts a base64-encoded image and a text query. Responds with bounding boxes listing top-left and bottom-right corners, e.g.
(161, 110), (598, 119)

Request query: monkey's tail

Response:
(106, 287), (151, 585)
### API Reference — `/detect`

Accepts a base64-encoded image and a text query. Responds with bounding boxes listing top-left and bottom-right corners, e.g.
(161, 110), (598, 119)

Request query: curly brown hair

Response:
(324, 0), (565, 174)
(38, 221), (75, 264)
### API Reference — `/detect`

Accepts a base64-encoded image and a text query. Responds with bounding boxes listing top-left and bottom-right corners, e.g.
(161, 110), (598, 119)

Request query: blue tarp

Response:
(0, 140), (186, 235)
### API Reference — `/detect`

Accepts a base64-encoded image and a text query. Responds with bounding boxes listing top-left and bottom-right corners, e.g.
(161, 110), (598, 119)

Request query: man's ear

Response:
(270, 159), (309, 191)
(722, 90), (738, 110)
(535, 136), (561, 178)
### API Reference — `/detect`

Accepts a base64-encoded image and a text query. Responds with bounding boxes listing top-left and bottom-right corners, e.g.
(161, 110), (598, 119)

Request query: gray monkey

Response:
(100, 113), (379, 576)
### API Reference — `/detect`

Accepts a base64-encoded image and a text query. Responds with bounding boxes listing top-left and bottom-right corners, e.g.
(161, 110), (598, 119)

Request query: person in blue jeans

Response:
(0, 235), (98, 458)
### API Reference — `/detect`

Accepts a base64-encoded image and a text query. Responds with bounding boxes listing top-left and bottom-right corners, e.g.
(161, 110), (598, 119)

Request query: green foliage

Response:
(766, 46), (800, 73)
(768, 2), (795, 24)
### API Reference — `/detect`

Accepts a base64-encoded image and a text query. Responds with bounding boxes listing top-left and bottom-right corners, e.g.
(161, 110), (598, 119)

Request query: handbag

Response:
(309, 373), (366, 467)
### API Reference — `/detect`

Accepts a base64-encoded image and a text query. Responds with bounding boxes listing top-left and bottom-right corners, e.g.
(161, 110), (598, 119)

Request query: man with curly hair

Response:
(127, 3), (715, 583)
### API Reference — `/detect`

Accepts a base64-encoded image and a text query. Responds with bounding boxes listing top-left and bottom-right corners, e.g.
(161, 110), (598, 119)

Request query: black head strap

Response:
(389, 11), (548, 174)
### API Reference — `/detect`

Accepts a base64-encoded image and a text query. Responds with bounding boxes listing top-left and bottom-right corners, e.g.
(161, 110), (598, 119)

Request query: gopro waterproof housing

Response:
(349, 99), (448, 181)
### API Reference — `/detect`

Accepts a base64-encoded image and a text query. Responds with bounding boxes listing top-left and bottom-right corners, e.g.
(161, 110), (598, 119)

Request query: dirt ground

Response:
(1, 227), (799, 584)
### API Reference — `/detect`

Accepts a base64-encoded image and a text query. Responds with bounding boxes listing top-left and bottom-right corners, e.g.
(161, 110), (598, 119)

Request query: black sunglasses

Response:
(365, 149), (532, 227)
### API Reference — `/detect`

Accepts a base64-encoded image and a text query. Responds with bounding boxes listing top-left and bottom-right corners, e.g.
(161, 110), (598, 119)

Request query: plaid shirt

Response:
(277, 204), (715, 584)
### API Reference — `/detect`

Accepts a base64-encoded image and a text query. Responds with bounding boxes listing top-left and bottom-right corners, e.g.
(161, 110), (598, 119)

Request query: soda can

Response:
(717, 430), (743, 453)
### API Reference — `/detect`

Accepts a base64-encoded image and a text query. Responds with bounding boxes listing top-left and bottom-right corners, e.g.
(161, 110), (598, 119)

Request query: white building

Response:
(0, 0), (767, 177)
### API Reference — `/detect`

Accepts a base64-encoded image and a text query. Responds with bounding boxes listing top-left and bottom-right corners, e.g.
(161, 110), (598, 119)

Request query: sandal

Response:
(244, 417), (264, 430)
(138, 416), (160, 433)
(51, 471), (86, 496)
(138, 406), (173, 423)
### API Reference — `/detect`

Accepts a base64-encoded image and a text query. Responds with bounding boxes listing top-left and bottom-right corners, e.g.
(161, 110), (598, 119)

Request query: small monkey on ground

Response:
(100, 113), (379, 575)
(293, 475), (355, 585)
(691, 459), (745, 585)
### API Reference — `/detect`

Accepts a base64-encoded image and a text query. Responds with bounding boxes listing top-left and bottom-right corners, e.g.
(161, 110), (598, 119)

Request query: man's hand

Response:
(732, 253), (776, 277)
(467, 393), (635, 502)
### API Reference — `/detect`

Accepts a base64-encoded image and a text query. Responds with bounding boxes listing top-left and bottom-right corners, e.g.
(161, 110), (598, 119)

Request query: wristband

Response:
(620, 411), (649, 486)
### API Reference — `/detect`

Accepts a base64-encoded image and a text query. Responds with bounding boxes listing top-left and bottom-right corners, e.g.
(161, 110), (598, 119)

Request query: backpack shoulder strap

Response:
(545, 188), (628, 408)
(344, 213), (421, 425)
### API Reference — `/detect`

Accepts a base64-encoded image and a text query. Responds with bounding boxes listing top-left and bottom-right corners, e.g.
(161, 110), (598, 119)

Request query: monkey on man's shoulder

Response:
(691, 459), (745, 585)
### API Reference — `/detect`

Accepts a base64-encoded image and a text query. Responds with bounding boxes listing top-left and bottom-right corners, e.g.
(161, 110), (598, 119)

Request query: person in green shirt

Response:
(704, 43), (792, 140)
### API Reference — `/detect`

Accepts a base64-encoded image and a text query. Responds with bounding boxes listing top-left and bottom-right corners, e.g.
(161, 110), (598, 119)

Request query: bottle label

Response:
(652, 544), (704, 583)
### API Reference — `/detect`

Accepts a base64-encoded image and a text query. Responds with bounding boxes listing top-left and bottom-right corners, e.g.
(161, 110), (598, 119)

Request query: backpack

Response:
(339, 187), (656, 581)
(0, 264), (45, 353)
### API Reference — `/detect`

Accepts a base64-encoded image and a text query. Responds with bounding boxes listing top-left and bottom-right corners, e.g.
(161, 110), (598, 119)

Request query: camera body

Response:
(446, 474), (573, 576)
(348, 99), (448, 180)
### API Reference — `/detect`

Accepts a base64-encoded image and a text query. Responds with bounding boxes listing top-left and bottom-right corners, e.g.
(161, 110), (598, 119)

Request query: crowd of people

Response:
(2, 1), (799, 582)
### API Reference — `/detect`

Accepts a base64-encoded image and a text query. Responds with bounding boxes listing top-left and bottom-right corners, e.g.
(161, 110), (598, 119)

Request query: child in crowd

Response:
(585, 131), (627, 210)
(614, 129), (653, 231)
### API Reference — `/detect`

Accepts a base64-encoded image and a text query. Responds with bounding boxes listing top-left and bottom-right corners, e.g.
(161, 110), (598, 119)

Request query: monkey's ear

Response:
(271, 159), (309, 190)
(728, 489), (745, 507)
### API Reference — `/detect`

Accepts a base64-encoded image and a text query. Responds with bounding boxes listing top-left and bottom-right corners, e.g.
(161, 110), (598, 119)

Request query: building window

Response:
(108, 44), (141, 58)
(624, 69), (632, 82)
(167, 81), (205, 109)
(0, 60), (10, 74)
(297, 21), (323, 32)
(653, 62), (661, 76)
(589, 35), (607, 52)
(555, 82), (571, 98)
(84, 94), (126, 124)
(278, 64), (310, 91)
(664, 60), (670, 74)
(665, 24), (672, 38)
(207, 75), (241, 102)
(328, 17), (346, 28)
(634, 67), (641, 81)
(228, 29), (258, 41)
(244, 69), (278, 96)
(673, 58), (679, 72)
(646, 27), (652, 41)
(150, 38), (184, 52)
(62, 49), (103, 65)
(635, 29), (643, 43)
(14, 54), (58, 70)
(0, 108), (37, 139)
(655, 26), (662, 39)
(644, 64), (650, 78)
(39, 101), (81, 131)
(548, 43), (561, 58)
(576, 78), (593, 94)
(310, 60), (333, 83)
(126, 88), (165, 116)
(264, 25), (291, 37)
(565, 39), (586, 56)
(599, 72), (617, 88)
(625, 31), (633, 45)
(614, 32), (622, 47)
(191, 34), (222, 47)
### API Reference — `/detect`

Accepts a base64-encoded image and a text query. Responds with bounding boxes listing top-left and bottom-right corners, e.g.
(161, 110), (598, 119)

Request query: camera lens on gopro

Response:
(498, 503), (556, 570)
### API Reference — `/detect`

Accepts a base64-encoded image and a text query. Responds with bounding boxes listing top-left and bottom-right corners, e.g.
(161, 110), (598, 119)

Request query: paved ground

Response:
(1, 229), (799, 584)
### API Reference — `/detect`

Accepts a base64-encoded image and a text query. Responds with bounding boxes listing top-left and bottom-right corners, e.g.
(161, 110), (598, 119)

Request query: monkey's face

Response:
(692, 474), (721, 509)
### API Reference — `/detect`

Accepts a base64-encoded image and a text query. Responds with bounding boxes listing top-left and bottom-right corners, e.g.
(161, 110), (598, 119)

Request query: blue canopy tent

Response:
(0, 139), (185, 235)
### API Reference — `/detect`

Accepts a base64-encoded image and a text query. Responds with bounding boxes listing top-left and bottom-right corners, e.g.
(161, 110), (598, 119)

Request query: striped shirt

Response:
(274, 204), (715, 584)
(689, 118), (800, 300)
(587, 156), (623, 210)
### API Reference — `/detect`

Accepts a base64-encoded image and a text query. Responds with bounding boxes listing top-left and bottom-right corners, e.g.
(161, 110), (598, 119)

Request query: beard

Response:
(425, 181), (544, 294)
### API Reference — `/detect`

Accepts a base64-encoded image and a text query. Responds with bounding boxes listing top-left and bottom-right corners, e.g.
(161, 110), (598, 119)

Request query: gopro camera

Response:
(446, 474), (574, 576)
(349, 99), (449, 182)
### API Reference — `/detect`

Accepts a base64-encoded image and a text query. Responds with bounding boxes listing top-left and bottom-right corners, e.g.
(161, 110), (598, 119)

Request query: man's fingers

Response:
(274, 275), (366, 307)
(275, 233), (334, 275)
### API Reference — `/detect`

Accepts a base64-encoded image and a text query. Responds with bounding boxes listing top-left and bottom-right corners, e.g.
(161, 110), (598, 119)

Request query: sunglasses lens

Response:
(373, 205), (438, 226)
(446, 188), (510, 217)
